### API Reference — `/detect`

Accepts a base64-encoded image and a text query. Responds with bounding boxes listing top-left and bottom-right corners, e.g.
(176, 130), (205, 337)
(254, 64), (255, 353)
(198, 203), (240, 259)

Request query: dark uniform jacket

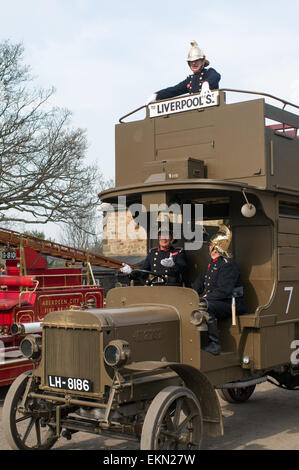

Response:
(193, 256), (246, 314)
(156, 67), (221, 101)
(140, 246), (187, 286)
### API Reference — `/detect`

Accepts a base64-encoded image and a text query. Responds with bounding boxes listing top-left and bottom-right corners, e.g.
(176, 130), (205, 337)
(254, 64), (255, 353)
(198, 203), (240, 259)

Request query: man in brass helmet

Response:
(193, 226), (246, 355)
(146, 40), (221, 104)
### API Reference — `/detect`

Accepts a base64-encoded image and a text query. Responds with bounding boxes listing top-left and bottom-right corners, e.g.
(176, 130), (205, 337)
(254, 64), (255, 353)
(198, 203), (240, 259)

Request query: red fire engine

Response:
(0, 228), (127, 386)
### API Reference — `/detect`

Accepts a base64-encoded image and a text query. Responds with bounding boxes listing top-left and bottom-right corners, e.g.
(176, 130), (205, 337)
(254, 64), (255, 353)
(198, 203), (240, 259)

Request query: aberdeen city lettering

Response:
(149, 90), (219, 117)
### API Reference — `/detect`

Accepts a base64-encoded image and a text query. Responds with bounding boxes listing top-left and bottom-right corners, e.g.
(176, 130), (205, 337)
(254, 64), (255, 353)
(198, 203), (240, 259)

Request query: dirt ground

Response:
(1, 380), (299, 451)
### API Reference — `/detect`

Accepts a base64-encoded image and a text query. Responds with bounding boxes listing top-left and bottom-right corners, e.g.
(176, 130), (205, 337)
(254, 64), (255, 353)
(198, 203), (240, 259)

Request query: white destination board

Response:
(149, 91), (219, 118)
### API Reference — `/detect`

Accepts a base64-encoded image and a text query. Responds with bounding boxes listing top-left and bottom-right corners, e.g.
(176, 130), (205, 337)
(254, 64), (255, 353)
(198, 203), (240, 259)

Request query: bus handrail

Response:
(118, 89), (299, 123)
(219, 88), (299, 112)
(119, 105), (147, 123)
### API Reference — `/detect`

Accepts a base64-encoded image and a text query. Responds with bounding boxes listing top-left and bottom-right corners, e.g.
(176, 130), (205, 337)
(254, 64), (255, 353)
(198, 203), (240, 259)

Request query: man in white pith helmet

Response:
(146, 40), (221, 104)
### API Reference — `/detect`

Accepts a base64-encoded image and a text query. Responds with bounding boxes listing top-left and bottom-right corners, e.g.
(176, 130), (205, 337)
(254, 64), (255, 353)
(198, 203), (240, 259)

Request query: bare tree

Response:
(59, 177), (113, 252)
(0, 40), (104, 227)
(23, 229), (46, 239)
(60, 210), (100, 251)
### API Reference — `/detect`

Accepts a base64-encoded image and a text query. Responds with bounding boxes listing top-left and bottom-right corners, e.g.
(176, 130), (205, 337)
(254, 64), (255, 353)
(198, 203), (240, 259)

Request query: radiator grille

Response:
(44, 327), (100, 392)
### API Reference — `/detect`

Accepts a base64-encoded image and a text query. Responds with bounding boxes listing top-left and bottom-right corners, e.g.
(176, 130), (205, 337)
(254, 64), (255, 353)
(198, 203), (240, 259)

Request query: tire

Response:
(3, 371), (58, 450)
(217, 385), (256, 403)
(140, 385), (203, 450)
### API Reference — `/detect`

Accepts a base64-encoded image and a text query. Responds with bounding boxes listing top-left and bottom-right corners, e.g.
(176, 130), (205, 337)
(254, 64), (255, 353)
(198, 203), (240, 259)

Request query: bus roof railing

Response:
(119, 88), (299, 123)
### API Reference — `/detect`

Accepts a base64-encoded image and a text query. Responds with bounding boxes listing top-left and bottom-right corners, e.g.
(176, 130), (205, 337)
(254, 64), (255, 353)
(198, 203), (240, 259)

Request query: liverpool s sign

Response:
(148, 91), (219, 118)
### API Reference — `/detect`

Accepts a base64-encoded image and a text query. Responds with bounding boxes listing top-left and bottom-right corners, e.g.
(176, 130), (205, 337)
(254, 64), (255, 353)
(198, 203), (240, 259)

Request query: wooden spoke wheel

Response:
(3, 371), (58, 450)
(140, 386), (203, 450)
(217, 385), (256, 403)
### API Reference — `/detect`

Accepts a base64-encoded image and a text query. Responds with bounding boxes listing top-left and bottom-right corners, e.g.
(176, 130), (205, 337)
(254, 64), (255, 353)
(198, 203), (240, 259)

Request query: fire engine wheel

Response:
(140, 385), (203, 450)
(3, 371), (58, 450)
(217, 384), (256, 403)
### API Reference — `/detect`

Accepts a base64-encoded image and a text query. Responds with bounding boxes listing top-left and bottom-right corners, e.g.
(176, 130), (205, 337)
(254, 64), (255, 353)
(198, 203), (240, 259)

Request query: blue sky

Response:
(1, 0), (299, 239)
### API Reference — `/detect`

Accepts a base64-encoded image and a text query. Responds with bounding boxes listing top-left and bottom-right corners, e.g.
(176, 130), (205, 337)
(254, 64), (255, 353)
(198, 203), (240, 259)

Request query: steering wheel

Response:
(132, 269), (168, 286)
(146, 274), (168, 286)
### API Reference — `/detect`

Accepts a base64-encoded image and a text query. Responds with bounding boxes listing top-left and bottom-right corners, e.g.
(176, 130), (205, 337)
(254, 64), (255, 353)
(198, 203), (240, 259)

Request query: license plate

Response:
(48, 375), (93, 392)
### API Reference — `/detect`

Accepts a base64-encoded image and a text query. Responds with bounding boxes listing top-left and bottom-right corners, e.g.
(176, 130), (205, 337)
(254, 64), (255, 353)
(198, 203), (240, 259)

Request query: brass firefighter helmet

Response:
(209, 225), (232, 257)
(187, 40), (210, 66)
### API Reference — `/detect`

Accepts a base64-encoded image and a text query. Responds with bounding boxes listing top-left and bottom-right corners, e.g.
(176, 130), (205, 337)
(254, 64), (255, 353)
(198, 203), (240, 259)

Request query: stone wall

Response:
(102, 208), (147, 257)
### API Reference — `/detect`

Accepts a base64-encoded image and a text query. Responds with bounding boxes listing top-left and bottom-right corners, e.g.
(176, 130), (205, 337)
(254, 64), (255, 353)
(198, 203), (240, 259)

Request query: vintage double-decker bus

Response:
(3, 88), (299, 450)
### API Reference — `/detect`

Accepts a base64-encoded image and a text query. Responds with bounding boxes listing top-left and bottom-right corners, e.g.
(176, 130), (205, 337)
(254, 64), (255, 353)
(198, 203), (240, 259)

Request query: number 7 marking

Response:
(284, 286), (293, 314)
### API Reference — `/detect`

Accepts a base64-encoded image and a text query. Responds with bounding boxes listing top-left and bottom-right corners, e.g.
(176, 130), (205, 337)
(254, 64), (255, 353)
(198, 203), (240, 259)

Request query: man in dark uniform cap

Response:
(193, 225), (246, 355)
(120, 227), (187, 286)
(146, 40), (221, 104)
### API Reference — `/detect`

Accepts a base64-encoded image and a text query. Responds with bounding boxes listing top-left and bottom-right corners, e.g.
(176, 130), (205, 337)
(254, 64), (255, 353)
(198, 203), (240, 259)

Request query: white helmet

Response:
(187, 40), (210, 66)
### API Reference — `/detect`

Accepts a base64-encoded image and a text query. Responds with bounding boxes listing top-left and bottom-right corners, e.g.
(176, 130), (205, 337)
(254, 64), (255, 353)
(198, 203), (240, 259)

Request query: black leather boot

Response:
(202, 319), (221, 355)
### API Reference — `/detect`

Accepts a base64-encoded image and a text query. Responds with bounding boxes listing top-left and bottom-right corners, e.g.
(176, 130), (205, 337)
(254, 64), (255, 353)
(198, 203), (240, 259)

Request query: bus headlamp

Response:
(104, 340), (131, 368)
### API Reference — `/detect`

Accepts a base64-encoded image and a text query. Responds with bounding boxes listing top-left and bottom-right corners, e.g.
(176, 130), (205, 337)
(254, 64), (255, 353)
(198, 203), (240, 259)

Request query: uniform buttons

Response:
(165, 270), (168, 273)
(155, 252), (158, 255)
(165, 275), (168, 278)
(153, 264), (156, 267)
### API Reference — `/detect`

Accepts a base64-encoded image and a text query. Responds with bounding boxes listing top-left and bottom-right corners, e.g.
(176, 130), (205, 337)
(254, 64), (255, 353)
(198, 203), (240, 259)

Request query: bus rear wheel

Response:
(218, 385), (256, 403)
